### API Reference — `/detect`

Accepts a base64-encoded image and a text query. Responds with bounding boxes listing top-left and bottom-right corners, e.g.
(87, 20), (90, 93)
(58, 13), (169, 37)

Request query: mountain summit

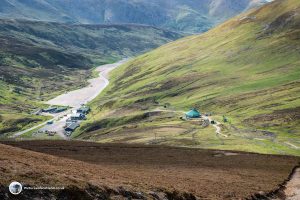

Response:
(0, 0), (268, 33)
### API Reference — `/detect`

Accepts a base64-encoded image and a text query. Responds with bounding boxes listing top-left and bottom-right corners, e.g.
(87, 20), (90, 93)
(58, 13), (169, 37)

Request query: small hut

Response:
(77, 106), (90, 114)
(65, 123), (79, 132)
(70, 113), (86, 121)
(185, 108), (201, 119)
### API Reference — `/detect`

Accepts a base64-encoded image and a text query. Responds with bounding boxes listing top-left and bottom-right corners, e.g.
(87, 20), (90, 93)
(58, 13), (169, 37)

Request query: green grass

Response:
(18, 129), (63, 140)
(0, 65), (92, 136)
(0, 19), (182, 69)
(0, 19), (182, 136)
(79, 0), (300, 156)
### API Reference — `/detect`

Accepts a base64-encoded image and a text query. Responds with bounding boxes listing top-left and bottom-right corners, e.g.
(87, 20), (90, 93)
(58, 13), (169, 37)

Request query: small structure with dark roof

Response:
(71, 113), (86, 121)
(77, 106), (90, 115)
(53, 107), (67, 113)
(42, 107), (57, 113)
(65, 122), (79, 132)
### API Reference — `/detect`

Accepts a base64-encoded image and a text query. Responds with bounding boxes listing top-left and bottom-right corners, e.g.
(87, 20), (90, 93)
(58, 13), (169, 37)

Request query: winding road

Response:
(202, 116), (228, 137)
(47, 59), (127, 108)
(13, 60), (127, 138)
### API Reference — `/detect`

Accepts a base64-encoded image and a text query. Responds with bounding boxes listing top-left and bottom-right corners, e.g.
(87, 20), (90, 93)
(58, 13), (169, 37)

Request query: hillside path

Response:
(284, 167), (300, 200)
(202, 116), (228, 137)
(153, 108), (224, 136)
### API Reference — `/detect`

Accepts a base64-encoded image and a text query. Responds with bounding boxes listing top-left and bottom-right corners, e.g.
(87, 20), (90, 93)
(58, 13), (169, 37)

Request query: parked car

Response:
(65, 131), (72, 137)
(48, 131), (57, 136)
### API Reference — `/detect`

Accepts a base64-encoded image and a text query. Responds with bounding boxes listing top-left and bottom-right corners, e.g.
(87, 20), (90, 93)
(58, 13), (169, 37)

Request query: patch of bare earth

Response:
(283, 168), (300, 200)
(0, 141), (299, 200)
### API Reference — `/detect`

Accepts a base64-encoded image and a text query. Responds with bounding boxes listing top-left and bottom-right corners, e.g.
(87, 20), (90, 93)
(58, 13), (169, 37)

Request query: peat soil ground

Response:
(1, 140), (299, 199)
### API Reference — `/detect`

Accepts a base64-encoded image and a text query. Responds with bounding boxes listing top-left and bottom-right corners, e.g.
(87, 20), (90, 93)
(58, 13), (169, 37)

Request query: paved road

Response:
(13, 109), (71, 138)
(47, 59), (127, 108)
(38, 115), (71, 139)
(13, 60), (127, 138)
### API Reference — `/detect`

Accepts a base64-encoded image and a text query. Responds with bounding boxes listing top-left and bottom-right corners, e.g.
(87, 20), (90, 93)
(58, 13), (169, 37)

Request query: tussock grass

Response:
(83, 0), (300, 156)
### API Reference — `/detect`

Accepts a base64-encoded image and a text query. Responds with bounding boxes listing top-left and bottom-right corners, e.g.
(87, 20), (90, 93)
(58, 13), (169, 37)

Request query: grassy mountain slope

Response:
(80, 0), (300, 156)
(0, 0), (268, 33)
(0, 19), (181, 135)
(0, 19), (181, 68)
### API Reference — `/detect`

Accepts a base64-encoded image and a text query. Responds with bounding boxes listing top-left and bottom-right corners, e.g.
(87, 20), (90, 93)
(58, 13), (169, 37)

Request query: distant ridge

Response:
(0, 19), (181, 134)
(0, 0), (268, 33)
(81, 0), (300, 156)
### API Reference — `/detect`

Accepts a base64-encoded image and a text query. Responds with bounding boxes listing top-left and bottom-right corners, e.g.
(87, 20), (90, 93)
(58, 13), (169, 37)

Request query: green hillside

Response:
(0, 19), (181, 68)
(79, 0), (300, 156)
(0, 20), (181, 135)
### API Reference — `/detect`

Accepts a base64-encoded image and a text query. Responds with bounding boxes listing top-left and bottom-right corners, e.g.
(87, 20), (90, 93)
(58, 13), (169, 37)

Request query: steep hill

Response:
(0, 141), (298, 199)
(81, 0), (300, 156)
(0, 19), (181, 68)
(0, 19), (181, 135)
(0, 0), (268, 33)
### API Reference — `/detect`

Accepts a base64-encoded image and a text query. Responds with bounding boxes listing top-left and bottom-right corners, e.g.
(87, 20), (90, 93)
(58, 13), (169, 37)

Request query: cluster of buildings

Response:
(64, 105), (90, 136)
(185, 108), (217, 126)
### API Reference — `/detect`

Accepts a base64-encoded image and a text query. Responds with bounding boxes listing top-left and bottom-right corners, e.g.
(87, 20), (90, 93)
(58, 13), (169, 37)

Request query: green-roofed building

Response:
(186, 108), (201, 119)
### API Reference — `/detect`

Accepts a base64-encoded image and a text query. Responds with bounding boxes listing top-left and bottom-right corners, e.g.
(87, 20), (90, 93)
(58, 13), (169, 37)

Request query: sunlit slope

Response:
(89, 0), (300, 153)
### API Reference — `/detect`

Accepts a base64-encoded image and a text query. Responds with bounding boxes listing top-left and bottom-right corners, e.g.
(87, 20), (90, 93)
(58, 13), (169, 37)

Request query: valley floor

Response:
(10, 60), (128, 139)
(0, 140), (299, 199)
(46, 60), (128, 108)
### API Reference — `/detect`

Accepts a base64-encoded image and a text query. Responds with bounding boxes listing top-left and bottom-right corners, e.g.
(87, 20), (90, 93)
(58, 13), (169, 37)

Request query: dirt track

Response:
(284, 168), (300, 200)
(1, 140), (299, 199)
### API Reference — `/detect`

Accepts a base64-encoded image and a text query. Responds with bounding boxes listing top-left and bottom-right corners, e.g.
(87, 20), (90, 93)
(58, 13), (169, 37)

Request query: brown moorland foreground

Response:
(0, 140), (299, 200)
